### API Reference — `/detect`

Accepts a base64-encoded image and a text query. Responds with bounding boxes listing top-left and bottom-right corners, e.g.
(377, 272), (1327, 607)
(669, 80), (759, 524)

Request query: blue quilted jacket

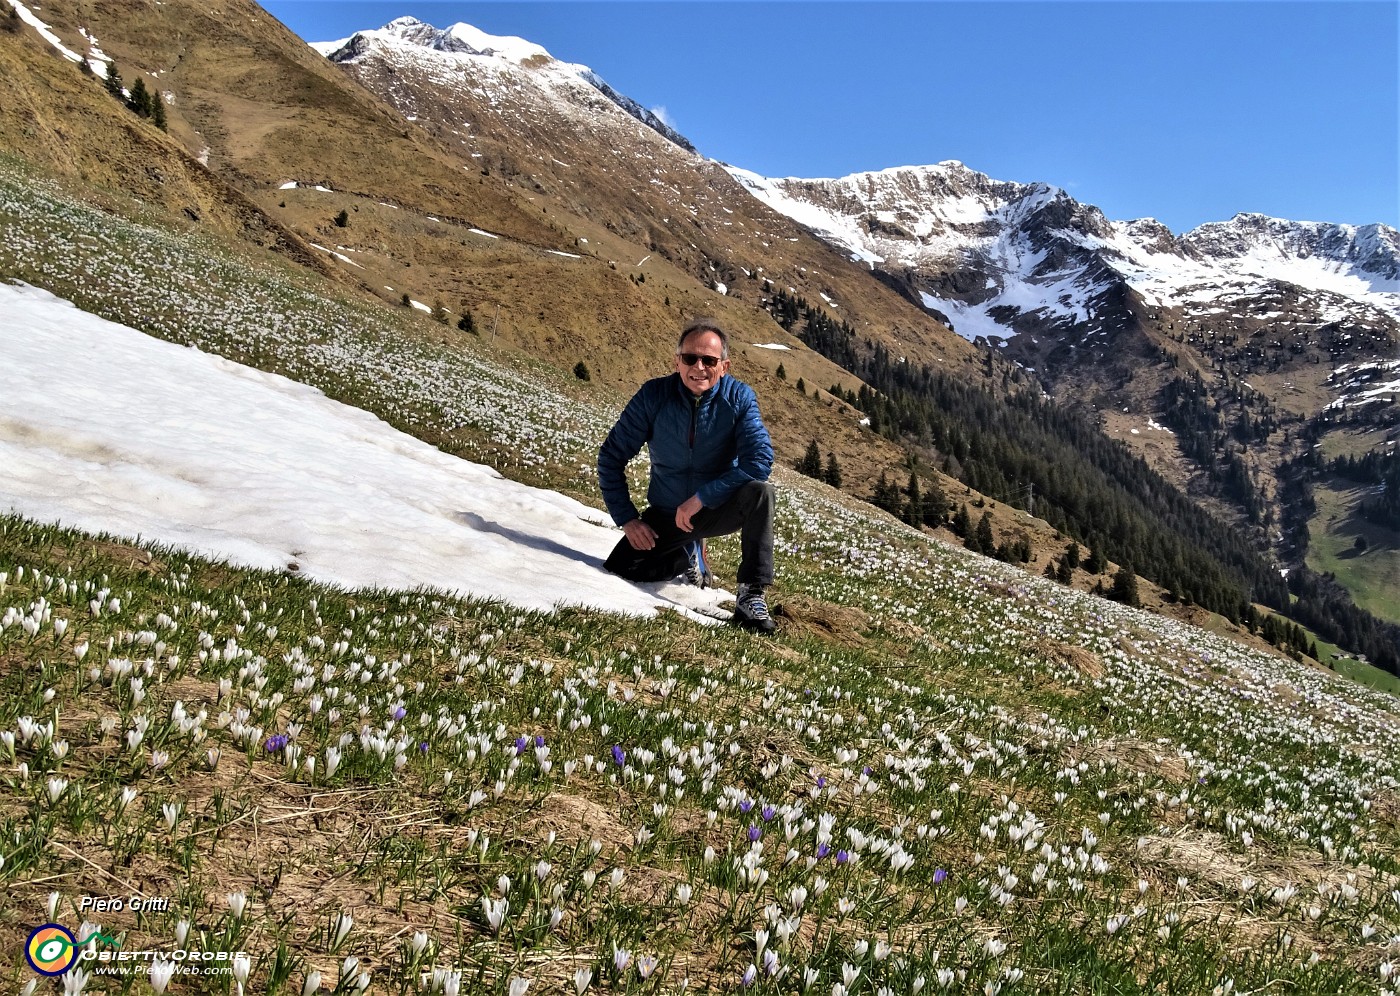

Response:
(598, 373), (773, 525)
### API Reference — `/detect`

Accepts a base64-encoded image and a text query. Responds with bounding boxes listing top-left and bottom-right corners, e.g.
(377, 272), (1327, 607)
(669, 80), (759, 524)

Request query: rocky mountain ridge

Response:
(729, 161), (1400, 351)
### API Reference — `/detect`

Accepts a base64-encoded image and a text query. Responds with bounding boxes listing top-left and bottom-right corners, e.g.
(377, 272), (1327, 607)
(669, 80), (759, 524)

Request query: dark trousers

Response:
(604, 480), (775, 587)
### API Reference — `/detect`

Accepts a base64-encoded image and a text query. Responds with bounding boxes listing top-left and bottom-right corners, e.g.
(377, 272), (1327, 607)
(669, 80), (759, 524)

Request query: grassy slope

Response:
(2, 163), (1400, 996)
(1306, 482), (1400, 628)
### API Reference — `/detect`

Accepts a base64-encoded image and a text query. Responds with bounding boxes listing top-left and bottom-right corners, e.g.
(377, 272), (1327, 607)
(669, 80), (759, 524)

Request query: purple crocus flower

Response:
(933, 868), (948, 885)
(264, 733), (289, 753)
(515, 736), (528, 756)
(611, 745), (626, 766)
(816, 776), (827, 789)
(739, 799), (754, 814)
(392, 706), (406, 721)
(748, 825), (762, 842)
(761, 805), (776, 822)
(817, 842), (831, 859)
(836, 849), (850, 865)
(419, 741), (429, 752)
(534, 735), (546, 748)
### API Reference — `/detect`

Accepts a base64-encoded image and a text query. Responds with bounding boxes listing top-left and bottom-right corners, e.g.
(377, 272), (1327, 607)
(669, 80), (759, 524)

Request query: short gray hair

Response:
(677, 317), (729, 359)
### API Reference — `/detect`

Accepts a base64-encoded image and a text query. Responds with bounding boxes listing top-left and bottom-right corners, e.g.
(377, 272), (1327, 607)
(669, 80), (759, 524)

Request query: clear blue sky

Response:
(261, 1), (1397, 234)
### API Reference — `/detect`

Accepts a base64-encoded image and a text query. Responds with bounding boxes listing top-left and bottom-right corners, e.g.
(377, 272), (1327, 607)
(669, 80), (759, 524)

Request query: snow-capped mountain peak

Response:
(313, 17), (550, 65)
(732, 160), (1400, 346)
(1182, 213), (1400, 283)
(394, 16), (549, 63)
(314, 17), (695, 152)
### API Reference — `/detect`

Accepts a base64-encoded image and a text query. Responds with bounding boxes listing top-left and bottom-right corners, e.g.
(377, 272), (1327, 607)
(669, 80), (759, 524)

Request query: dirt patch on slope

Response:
(774, 593), (870, 647)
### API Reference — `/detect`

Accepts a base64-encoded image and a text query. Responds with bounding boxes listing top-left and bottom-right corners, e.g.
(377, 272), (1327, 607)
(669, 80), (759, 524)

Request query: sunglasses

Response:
(678, 352), (724, 369)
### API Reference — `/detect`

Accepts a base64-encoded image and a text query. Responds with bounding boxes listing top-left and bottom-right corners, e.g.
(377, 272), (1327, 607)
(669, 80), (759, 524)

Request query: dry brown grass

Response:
(1068, 738), (1190, 784)
(1033, 635), (1107, 681)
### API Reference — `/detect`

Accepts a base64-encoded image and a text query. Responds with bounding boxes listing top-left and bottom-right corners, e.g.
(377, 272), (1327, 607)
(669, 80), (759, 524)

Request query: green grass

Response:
(1270, 614), (1400, 698)
(1317, 427), (1394, 463)
(1306, 481), (1400, 627)
(1331, 654), (1400, 698)
(2, 161), (1399, 996)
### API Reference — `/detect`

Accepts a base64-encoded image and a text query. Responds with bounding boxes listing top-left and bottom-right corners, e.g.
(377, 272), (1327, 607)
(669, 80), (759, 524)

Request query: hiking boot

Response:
(732, 583), (777, 634)
(684, 539), (712, 589)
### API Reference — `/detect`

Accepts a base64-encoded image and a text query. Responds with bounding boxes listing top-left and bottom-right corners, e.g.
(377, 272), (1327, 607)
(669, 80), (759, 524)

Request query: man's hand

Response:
(676, 495), (704, 532)
(622, 518), (658, 551)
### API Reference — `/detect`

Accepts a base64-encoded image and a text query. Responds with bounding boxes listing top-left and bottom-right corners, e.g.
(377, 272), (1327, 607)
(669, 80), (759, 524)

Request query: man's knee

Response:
(739, 480), (775, 509)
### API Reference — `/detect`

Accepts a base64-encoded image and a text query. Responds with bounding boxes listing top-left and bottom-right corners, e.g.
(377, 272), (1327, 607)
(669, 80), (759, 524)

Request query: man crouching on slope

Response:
(598, 317), (778, 634)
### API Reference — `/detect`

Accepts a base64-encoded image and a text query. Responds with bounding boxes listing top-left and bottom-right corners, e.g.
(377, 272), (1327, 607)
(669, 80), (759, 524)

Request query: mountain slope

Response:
(732, 161), (1399, 551)
(312, 18), (981, 373)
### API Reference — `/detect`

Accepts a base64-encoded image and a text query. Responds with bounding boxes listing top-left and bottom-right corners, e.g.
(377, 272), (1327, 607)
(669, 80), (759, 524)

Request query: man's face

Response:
(674, 330), (730, 396)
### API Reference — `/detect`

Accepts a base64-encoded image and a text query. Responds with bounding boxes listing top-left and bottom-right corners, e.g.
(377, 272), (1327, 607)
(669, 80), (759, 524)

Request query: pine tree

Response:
(1109, 564), (1140, 608)
(871, 471), (900, 514)
(951, 503), (971, 539)
(922, 474), (948, 527)
(823, 452), (843, 489)
(457, 311), (476, 334)
(904, 472), (923, 528)
(334, 209), (349, 228)
(974, 511), (995, 554)
(127, 77), (153, 117)
(151, 93), (167, 130)
(1055, 557), (1074, 584)
(1064, 542), (1081, 570)
(573, 361), (591, 381)
(104, 63), (124, 101)
(775, 363), (786, 381)
(796, 439), (822, 478)
(795, 377), (806, 394)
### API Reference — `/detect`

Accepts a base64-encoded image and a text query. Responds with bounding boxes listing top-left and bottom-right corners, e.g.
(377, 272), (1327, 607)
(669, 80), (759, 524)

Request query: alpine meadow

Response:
(1, 2), (1398, 995)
